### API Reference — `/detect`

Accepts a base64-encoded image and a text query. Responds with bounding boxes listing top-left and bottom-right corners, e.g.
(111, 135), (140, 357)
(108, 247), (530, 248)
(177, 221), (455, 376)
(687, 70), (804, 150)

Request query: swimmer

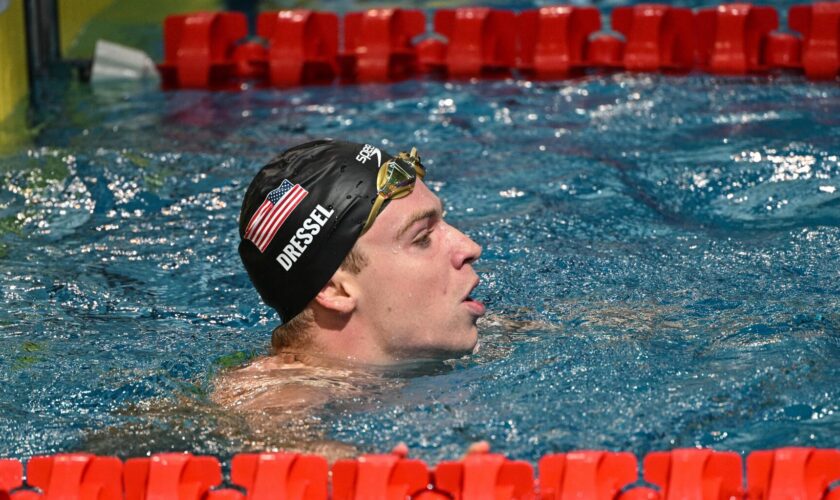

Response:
(214, 140), (485, 418)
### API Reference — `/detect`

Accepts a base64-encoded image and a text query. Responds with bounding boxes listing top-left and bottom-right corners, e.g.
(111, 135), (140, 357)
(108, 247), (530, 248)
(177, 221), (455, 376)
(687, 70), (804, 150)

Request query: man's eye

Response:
(414, 232), (432, 248)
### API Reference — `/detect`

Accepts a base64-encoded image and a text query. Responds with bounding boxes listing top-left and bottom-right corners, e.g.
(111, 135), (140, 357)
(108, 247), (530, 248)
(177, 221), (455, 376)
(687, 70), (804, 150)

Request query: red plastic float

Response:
(2, 448), (840, 498)
(156, 3), (840, 88)
(204, 452), (329, 500)
(332, 453), (430, 499)
(611, 5), (696, 72)
(28, 454), (122, 500)
(517, 7), (602, 79)
(538, 450), (637, 500)
(431, 8), (518, 78)
(124, 453), (221, 500)
(433, 453), (535, 499)
(765, 33), (803, 70)
(644, 448), (743, 499)
(0, 459), (23, 500)
(696, 4), (779, 74)
(339, 9), (425, 83)
(257, 10), (338, 87)
(587, 35), (627, 70)
(747, 447), (840, 500)
(789, 2), (840, 80)
(158, 12), (247, 89)
(231, 41), (267, 80)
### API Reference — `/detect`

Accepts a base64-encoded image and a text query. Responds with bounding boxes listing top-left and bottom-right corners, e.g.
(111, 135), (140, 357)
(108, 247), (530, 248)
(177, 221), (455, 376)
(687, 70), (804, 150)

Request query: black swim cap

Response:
(238, 139), (395, 323)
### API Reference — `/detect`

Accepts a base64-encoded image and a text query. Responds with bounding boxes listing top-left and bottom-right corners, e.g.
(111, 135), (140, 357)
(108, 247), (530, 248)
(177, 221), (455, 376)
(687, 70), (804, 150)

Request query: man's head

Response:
(239, 140), (484, 364)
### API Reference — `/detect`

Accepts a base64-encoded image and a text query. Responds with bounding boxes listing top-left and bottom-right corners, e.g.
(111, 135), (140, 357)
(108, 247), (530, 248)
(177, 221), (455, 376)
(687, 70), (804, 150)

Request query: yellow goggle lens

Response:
(361, 147), (425, 234)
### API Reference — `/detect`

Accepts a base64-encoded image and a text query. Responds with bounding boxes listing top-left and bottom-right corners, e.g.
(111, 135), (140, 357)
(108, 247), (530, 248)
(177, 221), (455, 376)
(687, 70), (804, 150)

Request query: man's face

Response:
(353, 181), (484, 361)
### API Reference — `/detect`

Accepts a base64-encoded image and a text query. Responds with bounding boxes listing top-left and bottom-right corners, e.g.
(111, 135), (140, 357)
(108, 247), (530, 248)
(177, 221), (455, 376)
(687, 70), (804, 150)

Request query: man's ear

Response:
(313, 268), (358, 314)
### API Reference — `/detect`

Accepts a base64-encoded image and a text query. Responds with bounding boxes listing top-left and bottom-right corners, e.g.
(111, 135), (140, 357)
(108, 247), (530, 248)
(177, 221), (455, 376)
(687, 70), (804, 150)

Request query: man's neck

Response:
(302, 308), (393, 365)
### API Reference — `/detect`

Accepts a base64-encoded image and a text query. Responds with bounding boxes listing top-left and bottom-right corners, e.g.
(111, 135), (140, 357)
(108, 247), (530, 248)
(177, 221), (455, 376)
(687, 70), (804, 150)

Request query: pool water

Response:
(1, 50), (839, 461)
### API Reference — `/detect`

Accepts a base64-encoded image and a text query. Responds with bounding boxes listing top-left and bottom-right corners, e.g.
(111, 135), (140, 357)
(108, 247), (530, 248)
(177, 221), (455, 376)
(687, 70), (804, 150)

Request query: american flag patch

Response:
(244, 179), (308, 253)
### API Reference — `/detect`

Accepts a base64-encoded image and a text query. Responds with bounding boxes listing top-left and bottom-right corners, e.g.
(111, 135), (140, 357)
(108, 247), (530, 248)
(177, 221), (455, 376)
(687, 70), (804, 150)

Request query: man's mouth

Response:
(462, 295), (486, 316)
(462, 280), (486, 316)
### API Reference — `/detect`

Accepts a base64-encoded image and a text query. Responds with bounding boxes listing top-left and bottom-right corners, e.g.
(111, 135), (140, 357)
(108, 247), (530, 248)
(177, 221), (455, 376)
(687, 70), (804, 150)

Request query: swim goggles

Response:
(362, 147), (426, 234)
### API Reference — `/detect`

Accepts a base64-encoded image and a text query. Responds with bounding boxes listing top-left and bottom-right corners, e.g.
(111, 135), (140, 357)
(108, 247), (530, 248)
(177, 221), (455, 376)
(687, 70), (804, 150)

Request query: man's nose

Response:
(448, 224), (481, 268)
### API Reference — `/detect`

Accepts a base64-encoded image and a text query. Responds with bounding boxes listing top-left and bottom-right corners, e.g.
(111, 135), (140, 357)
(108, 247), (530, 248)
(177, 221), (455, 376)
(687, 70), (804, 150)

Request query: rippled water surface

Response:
(1, 69), (839, 461)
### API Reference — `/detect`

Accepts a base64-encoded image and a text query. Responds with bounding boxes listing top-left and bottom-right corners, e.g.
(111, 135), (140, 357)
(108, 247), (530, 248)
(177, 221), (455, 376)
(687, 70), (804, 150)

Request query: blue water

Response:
(1, 35), (840, 462)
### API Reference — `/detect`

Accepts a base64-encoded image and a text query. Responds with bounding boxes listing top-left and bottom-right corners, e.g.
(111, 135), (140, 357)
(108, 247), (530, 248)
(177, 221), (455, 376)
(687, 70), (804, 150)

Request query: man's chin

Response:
(455, 326), (479, 356)
(424, 338), (478, 360)
(390, 325), (479, 361)
(467, 325), (479, 353)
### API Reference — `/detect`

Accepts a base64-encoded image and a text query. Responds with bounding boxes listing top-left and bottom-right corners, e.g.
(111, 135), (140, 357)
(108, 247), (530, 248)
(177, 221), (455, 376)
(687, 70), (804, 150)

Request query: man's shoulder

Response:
(210, 354), (366, 414)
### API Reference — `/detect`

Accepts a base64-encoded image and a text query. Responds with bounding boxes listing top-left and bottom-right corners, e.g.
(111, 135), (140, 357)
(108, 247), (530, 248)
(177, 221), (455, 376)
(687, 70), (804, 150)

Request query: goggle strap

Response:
(398, 148), (425, 179)
(362, 195), (386, 234)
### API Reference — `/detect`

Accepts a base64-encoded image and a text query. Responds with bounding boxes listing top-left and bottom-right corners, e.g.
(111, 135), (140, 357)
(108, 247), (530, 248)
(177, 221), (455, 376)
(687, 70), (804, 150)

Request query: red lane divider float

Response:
(0, 454), (123, 500)
(0, 459), (23, 500)
(431, 8), (518, 79)
(696, 3), (779, 75)
(612, 5), (696, 73)
(765, 31), (804, 70)
(333, 453), (430, 499)
(538, 451), (637, 499)
(643, 448), (743, 499)
(125, 453), (221, 500)
(517, 7), (601, 79)
(159, 12), (248, 89)
(212, 452), (328, 499)
(2, 448), (840, 498)
(339, 8), (425, 83)
(790, 2), (840, 80)
(257, 10), (338, 87)
(30, 454), (122, 500)
(157, 3), (840, 89)
(434, 453), (535, 498)
(586, 34), (626, 71)
(747, 447), (840, 500)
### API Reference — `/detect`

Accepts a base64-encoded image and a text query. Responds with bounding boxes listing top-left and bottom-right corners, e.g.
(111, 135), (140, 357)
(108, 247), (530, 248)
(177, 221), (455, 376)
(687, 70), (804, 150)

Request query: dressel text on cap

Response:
(276, 204), (335, 271)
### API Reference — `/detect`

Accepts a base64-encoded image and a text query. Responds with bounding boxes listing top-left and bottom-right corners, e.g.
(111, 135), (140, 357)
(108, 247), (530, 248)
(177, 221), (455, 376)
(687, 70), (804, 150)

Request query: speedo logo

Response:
(356, 144), (381, 165)
(276, 204), (335, 271)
